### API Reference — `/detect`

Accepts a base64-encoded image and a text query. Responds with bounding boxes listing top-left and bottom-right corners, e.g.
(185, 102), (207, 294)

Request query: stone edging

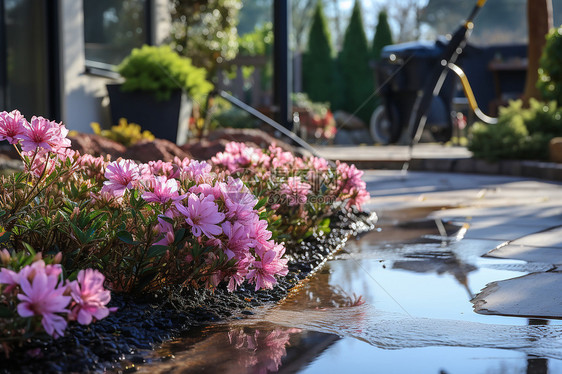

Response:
(341, 157), (562, 182)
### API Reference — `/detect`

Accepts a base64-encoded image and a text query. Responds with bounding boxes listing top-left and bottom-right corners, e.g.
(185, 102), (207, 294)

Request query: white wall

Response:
(59, 0), (170, 133)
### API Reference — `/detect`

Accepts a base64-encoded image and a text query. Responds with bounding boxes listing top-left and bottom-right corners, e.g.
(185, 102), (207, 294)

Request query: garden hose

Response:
(447, 63), (498, 124)
(403, 0), (490, 172)
(217, 90), (326, 160)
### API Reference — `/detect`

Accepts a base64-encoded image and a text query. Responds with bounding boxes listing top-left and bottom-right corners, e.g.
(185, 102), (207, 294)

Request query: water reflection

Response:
(140, 281), (365, 373)
(393, 248), (477, 299)
(138, 323), (309, 373)
(136, 210), (562, 373)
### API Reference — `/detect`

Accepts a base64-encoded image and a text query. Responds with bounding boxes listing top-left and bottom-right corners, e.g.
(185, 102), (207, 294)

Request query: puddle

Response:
(137, 211), (562, 373)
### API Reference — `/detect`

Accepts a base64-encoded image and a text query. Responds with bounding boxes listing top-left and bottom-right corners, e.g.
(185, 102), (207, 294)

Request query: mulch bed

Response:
(1, 208), (376, 373)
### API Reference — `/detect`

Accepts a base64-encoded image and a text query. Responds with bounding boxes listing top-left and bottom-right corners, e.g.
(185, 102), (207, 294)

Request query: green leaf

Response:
(173, 228), (187, 245)
(147, 245), (168, 259)
(21, 242), (36, 256)
(117, 230), (138, 245)
(255, 196), (268, 210)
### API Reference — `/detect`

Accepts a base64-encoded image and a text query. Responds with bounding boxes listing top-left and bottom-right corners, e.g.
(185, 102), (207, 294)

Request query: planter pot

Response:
(106, 84), (192, 145)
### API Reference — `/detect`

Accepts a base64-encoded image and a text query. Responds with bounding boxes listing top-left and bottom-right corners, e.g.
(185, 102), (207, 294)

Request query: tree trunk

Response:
(523, 0), (553, 104)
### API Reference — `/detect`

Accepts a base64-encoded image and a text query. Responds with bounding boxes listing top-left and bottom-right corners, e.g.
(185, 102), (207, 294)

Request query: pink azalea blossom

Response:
(17, 260), (63, 281)
(189, 183), (221, 200)
(142, 176), (185, 204)
(0, 268), (19, 293)
(307, 156), (330, 171)
(16, 268), (71, 338)
(0, 110), (27, 144)
(220, 178), (258, 222)
(225, 255), (252, 292)
(336, 162), (365, 193)
(102, 159), (140, 197)
(222, 221), (254, 259)
(250, 219), (273, 248)
(19, 116), (71, 153)
(68, 269), (114, 325)
(280, 177), (311, 206)
(77, 154), (108, 180)
(146, 160), (177, 179)
(247, 245), (288, 291)
(153, 216), (176, 246)
(175, 193), (225, 238)
(183, 160), (212, 183)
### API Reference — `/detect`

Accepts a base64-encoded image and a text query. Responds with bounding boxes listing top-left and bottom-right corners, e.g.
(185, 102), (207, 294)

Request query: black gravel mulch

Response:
(0, 209), (377, 373)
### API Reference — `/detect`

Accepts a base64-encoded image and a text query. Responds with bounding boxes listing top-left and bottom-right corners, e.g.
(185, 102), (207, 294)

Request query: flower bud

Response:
(0, 248), (11, 265)
(53, 252), (62, 264)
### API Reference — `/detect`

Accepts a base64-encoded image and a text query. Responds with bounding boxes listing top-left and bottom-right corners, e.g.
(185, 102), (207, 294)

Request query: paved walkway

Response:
(313, 144), (562, 181)
(362, 170), (562, 319)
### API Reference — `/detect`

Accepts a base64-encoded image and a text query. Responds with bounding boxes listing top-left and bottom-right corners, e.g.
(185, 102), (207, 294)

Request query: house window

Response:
(83, 0), (151, 70)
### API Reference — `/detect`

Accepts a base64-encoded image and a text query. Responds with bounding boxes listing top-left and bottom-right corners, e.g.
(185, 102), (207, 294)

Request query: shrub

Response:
(211, 107), (257, 129)
(337, 1), (374, 123)
(370, 10), (393, 62)
(116, 45), (213, 102)
(0, 110), (288, 297)
(0, 251), (115, 350)
(91, 118), (155, 147)
(211, 142), (370, 242)
(170, 0), (242, 77)
(538, 26), (562, 105)
(302, 1), (336, 104)
(468, 99), (562, 161)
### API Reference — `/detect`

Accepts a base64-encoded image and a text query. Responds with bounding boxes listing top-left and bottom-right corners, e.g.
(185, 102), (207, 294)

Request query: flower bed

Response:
(0, 110), (374, 372)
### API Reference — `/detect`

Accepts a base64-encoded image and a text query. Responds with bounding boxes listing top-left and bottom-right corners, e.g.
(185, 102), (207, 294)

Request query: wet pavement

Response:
(134, 170), (562, 373)
(362, 170), (562, 319)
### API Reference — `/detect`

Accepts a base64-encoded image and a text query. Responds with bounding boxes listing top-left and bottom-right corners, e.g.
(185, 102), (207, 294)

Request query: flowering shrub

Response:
(0, 250), (114, 354)
(0, 110), (288, 295)
(90, 118), (155, 147)
(211, 142), (370, 241)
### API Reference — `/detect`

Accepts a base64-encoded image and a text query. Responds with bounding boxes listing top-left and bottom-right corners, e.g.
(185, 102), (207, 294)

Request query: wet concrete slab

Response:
(363, 170), (562, 320)
(472, 272), (562, 319)
(485, 226), (562, 264)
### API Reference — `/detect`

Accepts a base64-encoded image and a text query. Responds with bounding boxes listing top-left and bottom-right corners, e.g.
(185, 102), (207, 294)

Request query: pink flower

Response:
(102, 159), (140, 197)
(220, 178), (258, 222)
(16, 269), (71, 338)
(0, 110), (27, 144)
(189, 183), (222, 200)
(19, 116), (70, 153)
(18, 260), (63, 281)
(225, 255), (252, 292)
(146, 160), (178, 179)
(175, 193), (225, 238)
(280, 177), (311, 206)
(142, 176), (185, 204)
(153, 216), (176, 246)
(247, 245), (288, 291)
(336, 162), (365, 193)
(68, 269), (114, 325)
(183, 160), (212, 183)
(250, 219), (273, 248)
(222, 221), (254, 259)
(0, 268), (19, 293)
(307, 156), (330, 171)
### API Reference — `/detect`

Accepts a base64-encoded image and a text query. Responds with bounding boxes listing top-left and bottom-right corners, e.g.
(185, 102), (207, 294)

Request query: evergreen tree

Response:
(370, 10), (393, 62)
(302, 1), (335, 104)
(337, 0), (374, 123)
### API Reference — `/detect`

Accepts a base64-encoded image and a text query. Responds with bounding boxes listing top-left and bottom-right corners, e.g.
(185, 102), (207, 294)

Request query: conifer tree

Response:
(337, 0), (374, 123)
(370, 10), (393, 62)
(302, 1), (335, 104)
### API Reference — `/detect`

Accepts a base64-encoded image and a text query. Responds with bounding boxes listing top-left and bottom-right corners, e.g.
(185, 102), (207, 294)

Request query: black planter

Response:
(106, 84), (192, 145)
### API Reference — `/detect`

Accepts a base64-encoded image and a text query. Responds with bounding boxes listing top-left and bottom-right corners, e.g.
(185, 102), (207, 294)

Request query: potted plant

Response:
(107, 45), (213, 145)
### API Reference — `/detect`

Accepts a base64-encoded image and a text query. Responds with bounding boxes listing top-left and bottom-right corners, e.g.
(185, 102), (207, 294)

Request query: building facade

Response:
(0, 0), (169, 132)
